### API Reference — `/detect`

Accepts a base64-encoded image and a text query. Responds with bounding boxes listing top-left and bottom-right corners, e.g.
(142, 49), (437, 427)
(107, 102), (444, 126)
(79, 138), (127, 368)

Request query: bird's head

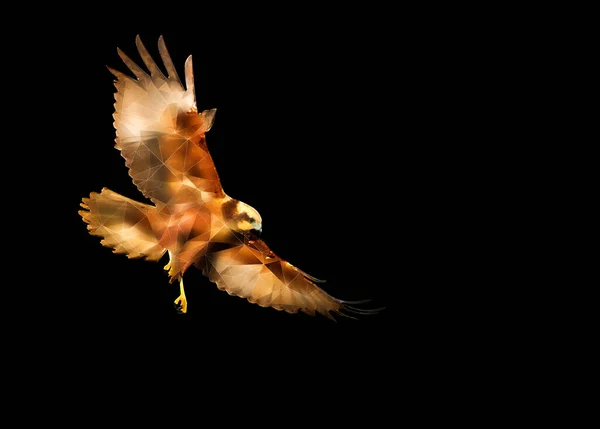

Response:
(223, 199), (263, 236)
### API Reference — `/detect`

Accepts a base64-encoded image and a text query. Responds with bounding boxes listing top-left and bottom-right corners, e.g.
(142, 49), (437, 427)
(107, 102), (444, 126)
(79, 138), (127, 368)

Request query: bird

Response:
(79, 35), (377, 320)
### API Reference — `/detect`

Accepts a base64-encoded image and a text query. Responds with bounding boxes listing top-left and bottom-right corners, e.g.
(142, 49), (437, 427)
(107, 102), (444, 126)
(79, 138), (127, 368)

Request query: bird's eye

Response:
(249, 217), (255, 223)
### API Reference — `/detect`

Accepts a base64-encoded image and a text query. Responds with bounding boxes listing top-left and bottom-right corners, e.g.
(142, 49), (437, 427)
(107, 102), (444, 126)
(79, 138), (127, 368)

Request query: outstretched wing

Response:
(109, 35), (224, 209)
(201, 231), (368, 319)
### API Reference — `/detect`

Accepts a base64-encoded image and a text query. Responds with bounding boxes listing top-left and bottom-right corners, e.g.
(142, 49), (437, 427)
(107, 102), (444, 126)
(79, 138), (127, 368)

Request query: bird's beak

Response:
(252, 228), (262, 237)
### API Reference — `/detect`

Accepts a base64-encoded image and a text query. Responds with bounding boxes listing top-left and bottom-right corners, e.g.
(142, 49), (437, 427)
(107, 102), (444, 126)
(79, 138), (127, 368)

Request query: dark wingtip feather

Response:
(339, 298), (373, 305)
(342, 304), (386, 316)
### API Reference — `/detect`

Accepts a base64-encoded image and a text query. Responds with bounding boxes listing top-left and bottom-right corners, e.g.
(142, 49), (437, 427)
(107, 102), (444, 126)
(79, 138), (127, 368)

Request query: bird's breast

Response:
(157, 207), (213, 250)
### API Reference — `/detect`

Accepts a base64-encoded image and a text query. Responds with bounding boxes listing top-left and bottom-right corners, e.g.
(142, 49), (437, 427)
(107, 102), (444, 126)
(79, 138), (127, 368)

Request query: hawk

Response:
(79, 36), (375, 319)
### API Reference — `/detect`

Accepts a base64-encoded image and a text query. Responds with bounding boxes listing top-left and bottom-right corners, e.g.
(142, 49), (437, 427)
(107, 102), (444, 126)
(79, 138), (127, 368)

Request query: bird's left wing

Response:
(202, 232), (370, 319)
(109, 35), (224, 209)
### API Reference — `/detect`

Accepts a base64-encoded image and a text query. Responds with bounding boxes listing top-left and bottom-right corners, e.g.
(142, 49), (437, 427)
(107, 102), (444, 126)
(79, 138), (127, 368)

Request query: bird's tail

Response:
(79, 188), (166, 261)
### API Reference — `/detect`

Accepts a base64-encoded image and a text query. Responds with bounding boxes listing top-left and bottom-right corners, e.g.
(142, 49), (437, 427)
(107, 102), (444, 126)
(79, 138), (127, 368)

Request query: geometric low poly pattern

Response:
(79, 36), (373, 319)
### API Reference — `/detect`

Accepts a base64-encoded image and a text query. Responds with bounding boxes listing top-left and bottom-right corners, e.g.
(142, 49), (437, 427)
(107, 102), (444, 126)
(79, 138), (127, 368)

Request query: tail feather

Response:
(79, 188), (166, 261)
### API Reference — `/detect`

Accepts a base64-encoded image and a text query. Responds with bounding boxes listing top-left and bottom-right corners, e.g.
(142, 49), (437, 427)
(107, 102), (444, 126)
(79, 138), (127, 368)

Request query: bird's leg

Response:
(164, 251), (175, 277)
(174, 276), (188, 314)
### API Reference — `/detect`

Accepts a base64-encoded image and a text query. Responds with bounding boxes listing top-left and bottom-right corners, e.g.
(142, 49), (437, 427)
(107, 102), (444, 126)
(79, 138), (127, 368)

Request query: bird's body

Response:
(79, 36), (375, 319)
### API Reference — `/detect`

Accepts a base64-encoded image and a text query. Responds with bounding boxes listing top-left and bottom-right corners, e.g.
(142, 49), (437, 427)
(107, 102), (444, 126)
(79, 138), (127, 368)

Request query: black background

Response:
(9, 8), (468, 413)
(3, 5), (541, 422)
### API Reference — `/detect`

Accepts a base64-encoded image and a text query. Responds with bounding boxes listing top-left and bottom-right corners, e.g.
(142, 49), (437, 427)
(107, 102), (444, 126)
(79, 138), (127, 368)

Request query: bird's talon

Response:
(174, 295), (187, 314)
(174, 302), (185, 314)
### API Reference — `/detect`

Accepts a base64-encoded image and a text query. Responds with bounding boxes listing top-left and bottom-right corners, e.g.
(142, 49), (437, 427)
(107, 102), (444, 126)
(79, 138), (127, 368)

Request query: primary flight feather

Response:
(79, 36), (373, 319)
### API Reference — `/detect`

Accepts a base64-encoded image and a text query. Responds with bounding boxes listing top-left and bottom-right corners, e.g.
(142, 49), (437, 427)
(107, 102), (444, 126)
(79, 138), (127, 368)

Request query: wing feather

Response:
(117, 47), (148, 80)
(109, 36), (224, 209)
(202, 233), (348, 319)
(135, 35), (165, 78)
(158, 35), (182, 83)
(184, 56), (195, 96)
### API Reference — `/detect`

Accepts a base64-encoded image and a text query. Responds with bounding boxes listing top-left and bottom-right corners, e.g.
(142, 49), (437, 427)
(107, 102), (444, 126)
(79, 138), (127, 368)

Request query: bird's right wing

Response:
(201, 230), (375, 319)
(109, 36), (225, 209)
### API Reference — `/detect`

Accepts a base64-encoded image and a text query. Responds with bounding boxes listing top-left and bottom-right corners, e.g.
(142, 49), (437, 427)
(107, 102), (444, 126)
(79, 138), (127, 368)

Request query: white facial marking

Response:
(236, 201), (262, 231)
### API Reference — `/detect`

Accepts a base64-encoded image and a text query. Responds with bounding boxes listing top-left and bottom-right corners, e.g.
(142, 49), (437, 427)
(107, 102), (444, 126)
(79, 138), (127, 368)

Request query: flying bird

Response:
(79, 36), (376, 319)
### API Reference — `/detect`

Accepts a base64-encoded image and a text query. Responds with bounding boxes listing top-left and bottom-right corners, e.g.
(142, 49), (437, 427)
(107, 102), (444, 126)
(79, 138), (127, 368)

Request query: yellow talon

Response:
(164, 263), (175, 277)
(164, 251), (174, 275)
(174, 276), (187, 314)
